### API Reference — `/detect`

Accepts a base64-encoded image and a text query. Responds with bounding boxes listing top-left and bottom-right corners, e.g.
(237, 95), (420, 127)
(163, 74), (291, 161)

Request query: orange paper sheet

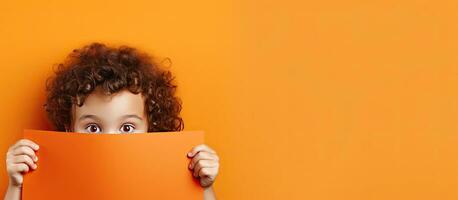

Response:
(22, 129), (204, 200)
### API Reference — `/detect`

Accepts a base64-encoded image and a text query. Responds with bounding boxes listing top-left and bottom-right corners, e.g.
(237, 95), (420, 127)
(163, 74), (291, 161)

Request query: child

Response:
(4, 43), (220, 200)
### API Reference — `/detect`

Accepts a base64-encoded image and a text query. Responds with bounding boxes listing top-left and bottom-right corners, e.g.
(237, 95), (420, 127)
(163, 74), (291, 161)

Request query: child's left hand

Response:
(187, 144), (220, 188)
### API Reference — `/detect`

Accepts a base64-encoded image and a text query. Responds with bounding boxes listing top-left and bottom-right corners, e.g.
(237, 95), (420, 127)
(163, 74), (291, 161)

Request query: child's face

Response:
(71, 87), (148, 134)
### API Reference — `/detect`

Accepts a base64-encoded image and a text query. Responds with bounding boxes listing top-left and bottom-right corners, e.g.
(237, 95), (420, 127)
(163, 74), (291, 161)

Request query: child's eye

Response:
(120, 124), (135, 133)
(85, 124), (101, 133)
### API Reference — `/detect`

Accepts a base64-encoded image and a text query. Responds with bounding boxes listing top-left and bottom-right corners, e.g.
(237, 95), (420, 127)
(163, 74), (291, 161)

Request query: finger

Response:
(10, 139), (39, 151)
(12, 163), (30, 173)
(187, 144), (215, 157)
(13, 155), (37, 170)
(11, 146), (38, 161)
(189, 151), (217, 169)
(193, 160), (217, 177)
(198, 167), (216, 179)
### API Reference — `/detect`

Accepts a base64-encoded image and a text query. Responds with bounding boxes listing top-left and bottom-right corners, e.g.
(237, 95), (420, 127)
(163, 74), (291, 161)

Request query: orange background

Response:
(1, 0), (458, 199)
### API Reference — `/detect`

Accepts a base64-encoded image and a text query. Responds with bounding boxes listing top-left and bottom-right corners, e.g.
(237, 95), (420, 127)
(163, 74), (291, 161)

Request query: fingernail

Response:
(187, 152), (192, 157)
(34, 156), (38, 161)
(35, 145), (39, 150)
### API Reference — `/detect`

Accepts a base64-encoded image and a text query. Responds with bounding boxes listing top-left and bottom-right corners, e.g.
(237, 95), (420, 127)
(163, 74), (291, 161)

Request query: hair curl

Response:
(44, 42), (184, 132)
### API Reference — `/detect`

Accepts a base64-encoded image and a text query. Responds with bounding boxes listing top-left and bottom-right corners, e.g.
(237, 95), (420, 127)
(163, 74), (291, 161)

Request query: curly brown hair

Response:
(43, 42), (184, 132)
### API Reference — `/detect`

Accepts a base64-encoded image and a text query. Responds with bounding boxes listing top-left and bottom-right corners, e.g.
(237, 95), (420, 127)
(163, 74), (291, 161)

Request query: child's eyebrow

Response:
(120, 114), (144, 121)
(78, 114), (101, 121)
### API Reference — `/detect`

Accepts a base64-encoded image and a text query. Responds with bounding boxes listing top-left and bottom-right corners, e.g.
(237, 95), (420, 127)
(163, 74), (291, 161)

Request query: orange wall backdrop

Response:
(1, 0), (458, 199)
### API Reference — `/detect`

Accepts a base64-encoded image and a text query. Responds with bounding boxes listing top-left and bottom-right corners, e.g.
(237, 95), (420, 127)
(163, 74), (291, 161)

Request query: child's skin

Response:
(4, 87), (219, 200)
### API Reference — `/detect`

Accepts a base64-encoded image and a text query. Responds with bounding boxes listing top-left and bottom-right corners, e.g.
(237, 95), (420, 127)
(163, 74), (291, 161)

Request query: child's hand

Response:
(5, 139), (39, 187)
(187, 144), (220, 188)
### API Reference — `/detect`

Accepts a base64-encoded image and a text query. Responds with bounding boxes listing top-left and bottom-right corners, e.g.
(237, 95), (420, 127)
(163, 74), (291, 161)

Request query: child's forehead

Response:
(74, 88), (146, 119)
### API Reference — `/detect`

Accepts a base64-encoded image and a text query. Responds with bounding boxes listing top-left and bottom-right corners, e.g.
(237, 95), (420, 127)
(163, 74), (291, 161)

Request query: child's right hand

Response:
(5, 139), (39, 187)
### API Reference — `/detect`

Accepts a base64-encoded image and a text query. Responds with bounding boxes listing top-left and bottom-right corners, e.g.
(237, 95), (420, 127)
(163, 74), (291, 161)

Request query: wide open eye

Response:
(85, 124), (101, 133)
(120, 123), (135, 133)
